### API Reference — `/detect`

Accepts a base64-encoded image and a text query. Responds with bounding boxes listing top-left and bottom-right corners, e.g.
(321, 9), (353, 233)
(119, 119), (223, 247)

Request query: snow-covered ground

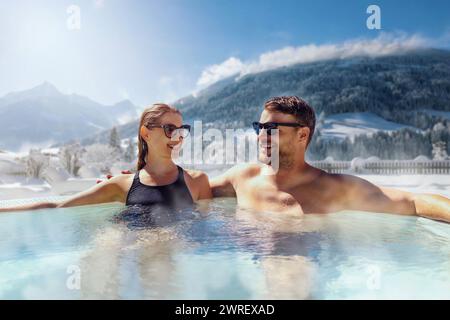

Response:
(0, 177), (98, 201)
(320, 112), (419, 140)
(357, 174), (450, 198)
(423, 109), (450, 120)
(0, 146), (137, 202)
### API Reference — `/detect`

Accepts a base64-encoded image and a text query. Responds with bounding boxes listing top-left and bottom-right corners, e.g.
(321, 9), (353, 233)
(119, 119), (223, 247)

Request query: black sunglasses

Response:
(252, 122), (307, 135)
(146, 124), (191, 138)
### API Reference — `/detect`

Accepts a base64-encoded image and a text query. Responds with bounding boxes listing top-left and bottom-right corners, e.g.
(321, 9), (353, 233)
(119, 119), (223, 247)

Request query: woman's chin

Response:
(167, 149), (181, 159)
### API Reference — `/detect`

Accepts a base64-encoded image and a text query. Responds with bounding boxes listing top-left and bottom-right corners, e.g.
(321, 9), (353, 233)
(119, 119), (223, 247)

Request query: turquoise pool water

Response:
(0, 198), (449, 299)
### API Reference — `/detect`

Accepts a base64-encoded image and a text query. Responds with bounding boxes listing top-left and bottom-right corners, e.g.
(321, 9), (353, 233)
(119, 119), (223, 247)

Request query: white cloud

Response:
(196, 57), (244, 87)
(196, 33), (431, 88)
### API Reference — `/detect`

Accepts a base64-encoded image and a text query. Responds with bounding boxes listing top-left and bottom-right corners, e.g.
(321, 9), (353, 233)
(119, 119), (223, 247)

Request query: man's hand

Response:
(409, 192), (450, 223)
(210, 167), (238, 198)
(96, 170), (133, 184)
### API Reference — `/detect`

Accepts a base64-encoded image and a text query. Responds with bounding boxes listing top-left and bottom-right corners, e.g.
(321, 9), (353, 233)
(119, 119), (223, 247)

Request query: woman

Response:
(0, 103), (212, 213)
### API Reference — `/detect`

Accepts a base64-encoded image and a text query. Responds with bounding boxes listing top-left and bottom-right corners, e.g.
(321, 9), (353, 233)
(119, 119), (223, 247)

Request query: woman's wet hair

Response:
(137, 103), (181, 170)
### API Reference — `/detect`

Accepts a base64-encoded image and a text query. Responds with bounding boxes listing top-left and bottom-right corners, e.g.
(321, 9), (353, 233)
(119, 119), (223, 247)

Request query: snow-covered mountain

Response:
(0, 82), (140, 152)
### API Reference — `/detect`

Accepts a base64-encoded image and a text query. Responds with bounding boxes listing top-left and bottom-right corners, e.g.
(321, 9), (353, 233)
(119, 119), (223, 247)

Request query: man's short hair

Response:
(264, 96), (316, 146)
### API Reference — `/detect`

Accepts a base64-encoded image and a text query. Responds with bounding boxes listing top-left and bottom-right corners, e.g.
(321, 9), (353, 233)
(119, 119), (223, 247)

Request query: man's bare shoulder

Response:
(324, 172), (381, 194)
(224, 162), (263, 179)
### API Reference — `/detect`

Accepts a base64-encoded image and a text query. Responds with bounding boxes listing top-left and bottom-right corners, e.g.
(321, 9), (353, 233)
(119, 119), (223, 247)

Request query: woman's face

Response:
(141, 112), (185, 159)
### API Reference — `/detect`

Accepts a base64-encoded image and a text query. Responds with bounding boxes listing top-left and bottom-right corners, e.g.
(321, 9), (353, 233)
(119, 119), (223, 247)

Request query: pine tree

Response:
(59, 143), (83, 176)
(124, 139), (136, 162)
(432, 141), (449, 160)
(109, 127), (121, 151)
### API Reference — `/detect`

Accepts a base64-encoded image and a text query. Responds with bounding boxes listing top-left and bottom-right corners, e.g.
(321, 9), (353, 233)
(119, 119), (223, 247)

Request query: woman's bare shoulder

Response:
(101, 173), (136, 191)
(183, 168), (209, 181)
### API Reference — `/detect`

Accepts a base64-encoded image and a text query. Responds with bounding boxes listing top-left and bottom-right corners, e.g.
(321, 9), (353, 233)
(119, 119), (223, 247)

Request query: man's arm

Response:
(380, 187), (450, 223)
(343, 175), (450, 223)
(209, 167), (237, 198)
(184, 169), (213, 201)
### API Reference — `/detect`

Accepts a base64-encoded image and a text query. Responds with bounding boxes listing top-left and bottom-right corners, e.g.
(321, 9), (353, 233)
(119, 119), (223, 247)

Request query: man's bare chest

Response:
(235, 176), (346, 214)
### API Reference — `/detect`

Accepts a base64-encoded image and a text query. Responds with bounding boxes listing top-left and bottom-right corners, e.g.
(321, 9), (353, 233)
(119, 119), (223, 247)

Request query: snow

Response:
(0, 177), (98, 201)
(414, 155), (430, 162)
(357, 174), (450, 198)
(78, 165), (102, 179)
(41, 147), (60, 156)
(87, 122), (105, 131)
(320, 112), (419, 140)
(423, 109), (450, 120)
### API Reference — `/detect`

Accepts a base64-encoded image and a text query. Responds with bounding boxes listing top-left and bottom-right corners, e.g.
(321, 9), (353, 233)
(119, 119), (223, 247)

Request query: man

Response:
(210, 96), (450, 223)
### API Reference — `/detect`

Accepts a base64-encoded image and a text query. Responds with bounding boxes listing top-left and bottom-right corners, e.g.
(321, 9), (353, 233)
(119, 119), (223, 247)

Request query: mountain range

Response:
(0, 82), (140, 151)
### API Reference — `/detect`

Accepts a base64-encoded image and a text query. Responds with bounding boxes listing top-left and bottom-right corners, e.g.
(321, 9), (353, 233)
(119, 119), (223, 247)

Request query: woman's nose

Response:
(171, 136), (183, 143)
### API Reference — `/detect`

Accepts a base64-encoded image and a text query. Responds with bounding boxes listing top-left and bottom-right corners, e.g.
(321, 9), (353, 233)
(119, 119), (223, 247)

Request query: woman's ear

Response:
(140, 126), (149, 141)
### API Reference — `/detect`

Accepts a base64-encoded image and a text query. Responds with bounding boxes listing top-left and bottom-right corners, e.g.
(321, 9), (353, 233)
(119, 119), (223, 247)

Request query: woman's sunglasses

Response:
(252, 122), (306, 135)
(146, 124), (191, 139)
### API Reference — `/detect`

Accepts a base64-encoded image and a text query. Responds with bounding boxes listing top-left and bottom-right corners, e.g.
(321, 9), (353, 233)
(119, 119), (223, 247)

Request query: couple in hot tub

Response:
(1, 96), (450, 223)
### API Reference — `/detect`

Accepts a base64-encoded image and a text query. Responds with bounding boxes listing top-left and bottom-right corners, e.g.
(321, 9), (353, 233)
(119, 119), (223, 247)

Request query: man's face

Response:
(258, 109), (306, 168)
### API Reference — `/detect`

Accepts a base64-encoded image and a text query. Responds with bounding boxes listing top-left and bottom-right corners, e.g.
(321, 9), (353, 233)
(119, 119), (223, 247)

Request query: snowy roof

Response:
(366, 156), (380, 162)
(414, 155), (430, 162)
(350, 157), (366, 169)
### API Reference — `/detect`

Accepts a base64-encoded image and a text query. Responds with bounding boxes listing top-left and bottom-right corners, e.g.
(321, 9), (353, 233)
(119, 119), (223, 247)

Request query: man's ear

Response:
(298, 127), (310, 143)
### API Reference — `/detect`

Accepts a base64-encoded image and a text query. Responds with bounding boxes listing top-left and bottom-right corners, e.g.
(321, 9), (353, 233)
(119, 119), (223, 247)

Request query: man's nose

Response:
(258, 129), (271, 142)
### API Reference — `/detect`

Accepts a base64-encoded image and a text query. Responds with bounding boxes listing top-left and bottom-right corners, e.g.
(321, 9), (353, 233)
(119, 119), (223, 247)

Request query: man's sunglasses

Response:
(146, 124), (191, 139)
(252, 122), (307, 135)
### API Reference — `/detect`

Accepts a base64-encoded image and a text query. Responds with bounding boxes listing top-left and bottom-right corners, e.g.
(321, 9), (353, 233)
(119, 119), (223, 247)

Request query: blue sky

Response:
(1, 0), (449, 106)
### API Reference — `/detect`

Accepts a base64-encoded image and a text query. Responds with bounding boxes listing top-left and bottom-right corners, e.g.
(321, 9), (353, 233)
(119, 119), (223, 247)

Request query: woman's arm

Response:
(0, 176), (125, 213)
(0, 201), (59, 213)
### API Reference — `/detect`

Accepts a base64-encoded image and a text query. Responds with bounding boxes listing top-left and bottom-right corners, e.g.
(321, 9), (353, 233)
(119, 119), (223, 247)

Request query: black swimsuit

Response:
(125, 165), (194, 207)
(115, 166), (195, 228)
